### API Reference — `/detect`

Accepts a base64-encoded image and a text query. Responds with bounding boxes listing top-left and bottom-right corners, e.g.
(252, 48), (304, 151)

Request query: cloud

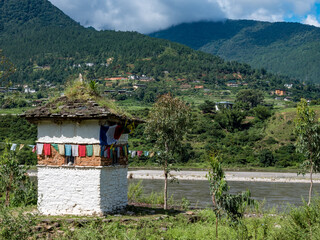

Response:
(49, 0), (225, 33)
(216, 0), (318, 22)
(303, 15), (320, 27)
(49, 0), (320, 33)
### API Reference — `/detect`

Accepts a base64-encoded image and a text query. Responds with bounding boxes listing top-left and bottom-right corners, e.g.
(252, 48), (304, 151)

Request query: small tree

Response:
(207, 152), (254, 238)
(294, 98), (320, 205)
(145, 94), (191, 209)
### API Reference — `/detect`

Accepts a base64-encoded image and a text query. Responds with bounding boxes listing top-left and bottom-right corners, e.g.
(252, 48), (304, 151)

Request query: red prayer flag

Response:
(44, 144), (51, 156)
(107, 147), (110, 159)
(79, 145), (86, 157)
(137, 150), (143, 157)
(114, 125), (124, 140)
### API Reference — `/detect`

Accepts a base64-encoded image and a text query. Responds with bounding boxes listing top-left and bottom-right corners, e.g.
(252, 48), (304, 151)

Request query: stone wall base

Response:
(37, 165), (128, 216)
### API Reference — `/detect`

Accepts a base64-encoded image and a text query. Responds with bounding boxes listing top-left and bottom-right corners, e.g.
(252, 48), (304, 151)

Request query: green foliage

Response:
(214, 108), (246, 132)
(259, 149), (275, 167)
(274, 198), (320, 239)
(0, 49), (15, 84)
(0, 207), (38, 240)
(0, 115), (37, 143)
(198, 100), (216, 114)
(236, 89), (264, 109)
(295, 98), (320, 205)
(207, 152), (254, 221)
(145, 94), (191, 162)
(253, 105), (272, 121)
(145, 94), (191, 209)
(0, 143), (37, 207)
(295, 99), (320, 172)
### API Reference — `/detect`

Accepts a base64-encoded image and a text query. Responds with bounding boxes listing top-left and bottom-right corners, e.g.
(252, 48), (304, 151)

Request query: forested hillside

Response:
(149, 20), (320, 83)
(0, 0), (243, 87)
(0, 0), (316, 100)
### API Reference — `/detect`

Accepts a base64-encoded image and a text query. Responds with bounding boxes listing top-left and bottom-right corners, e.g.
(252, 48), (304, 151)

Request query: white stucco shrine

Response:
(23, 95), (141, 215)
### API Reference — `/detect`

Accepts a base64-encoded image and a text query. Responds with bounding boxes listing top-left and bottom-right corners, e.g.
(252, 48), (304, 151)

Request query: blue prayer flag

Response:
(100, 125), (109, 145)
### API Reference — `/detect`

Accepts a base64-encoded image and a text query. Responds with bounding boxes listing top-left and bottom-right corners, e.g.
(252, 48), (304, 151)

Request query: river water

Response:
(129, 179), (320, 210)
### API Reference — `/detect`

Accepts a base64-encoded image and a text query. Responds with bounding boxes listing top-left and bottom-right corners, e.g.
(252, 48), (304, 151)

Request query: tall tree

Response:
(235, 89), (264, 109)
(145, 94), (191, 209)
(295, 98), (320, 205)
(0, 50), (15, 84)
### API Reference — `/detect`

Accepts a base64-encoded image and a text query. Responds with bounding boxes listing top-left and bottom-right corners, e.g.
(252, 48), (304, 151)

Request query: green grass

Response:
(0, 108), (31, 114)
(179, 93), (236, 107)
(4, 199), (320, 240)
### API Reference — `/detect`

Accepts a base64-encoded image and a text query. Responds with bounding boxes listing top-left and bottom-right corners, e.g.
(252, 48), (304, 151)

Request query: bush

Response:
(275, 198), (320, 239)
(253, 105), (272, 121)
(0, 207), (38, 240)
(259, 149), (275, 167)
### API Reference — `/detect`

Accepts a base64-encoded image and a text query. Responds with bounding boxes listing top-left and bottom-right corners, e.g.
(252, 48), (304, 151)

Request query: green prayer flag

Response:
(86, 145), (93, 157)
(51, 144), (59, 152)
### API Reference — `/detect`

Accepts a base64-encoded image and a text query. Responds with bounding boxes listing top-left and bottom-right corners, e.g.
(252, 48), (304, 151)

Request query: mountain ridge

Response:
(149, 20), (320, 83)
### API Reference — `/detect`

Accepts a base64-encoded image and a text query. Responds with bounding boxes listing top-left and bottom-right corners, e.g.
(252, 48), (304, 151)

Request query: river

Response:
(129, 179), (320, 210)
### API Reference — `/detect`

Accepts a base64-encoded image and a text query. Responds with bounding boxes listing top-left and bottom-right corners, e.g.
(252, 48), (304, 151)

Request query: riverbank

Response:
(129, 170), (320, 183)
(28, 169), (320, 183)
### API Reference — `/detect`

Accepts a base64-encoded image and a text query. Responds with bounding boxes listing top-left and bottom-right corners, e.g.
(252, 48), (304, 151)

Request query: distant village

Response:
(0, 61), (298, 110)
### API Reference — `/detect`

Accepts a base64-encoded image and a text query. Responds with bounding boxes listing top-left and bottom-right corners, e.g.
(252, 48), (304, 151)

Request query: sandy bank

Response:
(28, 169), (320, 183)
(128, 170), (320, 183)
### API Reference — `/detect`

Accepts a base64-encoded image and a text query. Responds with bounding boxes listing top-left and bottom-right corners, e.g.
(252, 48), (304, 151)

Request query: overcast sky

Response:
(49, 0), (320, 33)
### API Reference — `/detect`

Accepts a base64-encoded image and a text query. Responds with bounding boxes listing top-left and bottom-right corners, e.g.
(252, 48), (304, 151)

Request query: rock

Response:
(102, 219), (112, 223)
(66, 219), (76, 224)
(52, 222), (60, 228)
(45, 225), (54, 231)
(126, 211), (135, 216)
(41, 219), (52, 224)
(186, 211), (194, 215)
(120, 218), (130, 223)
(34, 225), (43, 232)
(56, 230), (65, 234)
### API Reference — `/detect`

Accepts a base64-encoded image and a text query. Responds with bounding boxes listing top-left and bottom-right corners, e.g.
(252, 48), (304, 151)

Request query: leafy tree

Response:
(207, 152), (254, 238)
(0, 50), (15, 84)
(235, 89), (264, 109)
(199, 100), (216, 114)
(145, 94), (191, 209)
(214, 108), (246, 132)
(294, 98), (320, 205)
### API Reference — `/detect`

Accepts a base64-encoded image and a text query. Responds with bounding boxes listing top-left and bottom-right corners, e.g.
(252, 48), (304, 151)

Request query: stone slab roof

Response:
(21, 96), (143, 124)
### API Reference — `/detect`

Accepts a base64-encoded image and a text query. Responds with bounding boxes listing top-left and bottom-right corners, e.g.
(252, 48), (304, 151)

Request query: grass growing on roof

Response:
(63, 79), (129, 116)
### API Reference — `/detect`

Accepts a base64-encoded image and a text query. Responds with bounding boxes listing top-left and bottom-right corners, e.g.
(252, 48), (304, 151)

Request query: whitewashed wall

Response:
(38, 166), (128, 215)
(100, 166), (128, 212)
(37, 120), (100, 144)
